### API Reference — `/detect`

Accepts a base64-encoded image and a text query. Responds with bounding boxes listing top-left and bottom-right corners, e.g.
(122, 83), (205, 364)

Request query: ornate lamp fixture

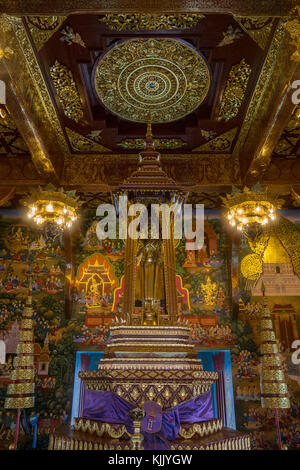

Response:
(22, 185), (81, 229)
(221, 184), (283, 236)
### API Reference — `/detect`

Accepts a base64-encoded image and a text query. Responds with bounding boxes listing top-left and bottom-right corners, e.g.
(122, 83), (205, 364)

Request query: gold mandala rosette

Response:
(94, 38), (211, 123)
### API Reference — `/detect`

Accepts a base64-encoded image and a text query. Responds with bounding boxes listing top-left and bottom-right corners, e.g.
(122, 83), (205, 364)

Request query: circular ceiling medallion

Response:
(94, 38), (211, 123)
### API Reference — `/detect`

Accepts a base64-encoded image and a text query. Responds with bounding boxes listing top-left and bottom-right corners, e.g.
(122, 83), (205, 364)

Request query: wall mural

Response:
(175, 211), (235, 347)
(0, 208), (74, 448)
(0, 207), (300, 449)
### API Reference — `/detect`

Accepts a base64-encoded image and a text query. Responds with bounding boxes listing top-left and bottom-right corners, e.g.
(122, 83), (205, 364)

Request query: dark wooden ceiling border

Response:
(0, 1), (296, 17)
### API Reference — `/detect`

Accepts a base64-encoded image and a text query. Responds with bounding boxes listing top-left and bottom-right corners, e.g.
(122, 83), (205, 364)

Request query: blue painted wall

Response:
(71, 351), (104, 425)
(197, 349), (236, 429)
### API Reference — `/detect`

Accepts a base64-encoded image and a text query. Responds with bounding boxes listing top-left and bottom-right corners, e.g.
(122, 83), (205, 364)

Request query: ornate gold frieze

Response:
(10, 369), (35, 381)
(49, 432), (250, 451)
(219, 59), (251, 121)
(5, 397), (34, 409)
(178, 419), (222, 439)
(99, 13), (204, 31)
(26, 16), (66, 50)
(118, 138), (187, 150)
(62, 154), (241, 186)
(79, 381), (214, 409)
(192, 128), (237, 152)
(65, 128), (111, 153)
(7, 382), (35, 395)
(261, 397), (291, 408)
(234, 17), (274, 49)
(50, 60), (83, 122)
(74, 419), (131, 439)
(73, 417), (223, 441)
(94, 38), (211, 123)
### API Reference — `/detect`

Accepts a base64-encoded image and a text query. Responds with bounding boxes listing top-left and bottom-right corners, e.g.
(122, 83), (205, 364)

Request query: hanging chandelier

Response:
(221, 184), (283, 235)
(22, 185), (81, 229)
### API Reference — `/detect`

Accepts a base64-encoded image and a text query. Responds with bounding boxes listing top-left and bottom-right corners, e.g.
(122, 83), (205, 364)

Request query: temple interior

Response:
(0, 1), (300, 452)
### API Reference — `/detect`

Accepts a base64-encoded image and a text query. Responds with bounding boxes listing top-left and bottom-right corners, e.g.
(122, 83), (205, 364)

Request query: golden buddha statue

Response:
(136, 239), (165, 326)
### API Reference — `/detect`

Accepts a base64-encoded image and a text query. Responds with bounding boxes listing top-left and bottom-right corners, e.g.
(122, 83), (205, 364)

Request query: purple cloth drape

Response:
(82, 390), (213, 448)
(212, 352), (225, 371)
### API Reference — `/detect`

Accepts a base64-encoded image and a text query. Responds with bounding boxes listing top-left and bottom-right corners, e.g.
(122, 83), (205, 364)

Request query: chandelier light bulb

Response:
(46, 203), (54, 212)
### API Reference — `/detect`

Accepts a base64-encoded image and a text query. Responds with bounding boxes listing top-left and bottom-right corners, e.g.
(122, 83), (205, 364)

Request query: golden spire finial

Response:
(145, 112), (155, 150)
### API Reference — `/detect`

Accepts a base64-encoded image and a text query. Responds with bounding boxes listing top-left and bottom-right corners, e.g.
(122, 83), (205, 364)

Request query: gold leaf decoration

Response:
(240, 253), (262, 280)
(192, 128), (237, 152)
(94, 38), (211, 124)
(219, 59), (251, 121)
(118, 138), (186, 150)
(50, 60), (83, 122)
(26, 16), (66, 50)
(66, 127), (111, 153)
(99, 13), (204, 31)
(234, 17), (274, 50)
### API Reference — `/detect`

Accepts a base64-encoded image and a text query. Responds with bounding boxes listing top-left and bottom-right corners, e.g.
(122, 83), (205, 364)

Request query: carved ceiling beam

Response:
(0, 186), (15, 206)
(0, 15), (66, 182)
(0, 1), (296, 17)
(61, 153), (240, 190)
(0, 73), (58, 182)
(244, 64), (300, 187)
(233, 19), (299, 185)
(261, 158), (300, 188)
(0, 156), (45, 185)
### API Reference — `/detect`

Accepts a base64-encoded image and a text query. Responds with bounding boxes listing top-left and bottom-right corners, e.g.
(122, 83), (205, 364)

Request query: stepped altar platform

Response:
(79, 326), (217, 409)
(50, 325), (250, 450)
(104, 325), (195, 355)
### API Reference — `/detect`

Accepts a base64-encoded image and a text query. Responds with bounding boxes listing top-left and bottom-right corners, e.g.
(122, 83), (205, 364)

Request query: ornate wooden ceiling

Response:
(0, 2), (299, 208)
(33, 14), (268, 153)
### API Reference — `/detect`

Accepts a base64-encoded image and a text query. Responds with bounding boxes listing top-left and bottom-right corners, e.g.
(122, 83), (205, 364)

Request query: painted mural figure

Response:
(87, 279), (102, 307)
